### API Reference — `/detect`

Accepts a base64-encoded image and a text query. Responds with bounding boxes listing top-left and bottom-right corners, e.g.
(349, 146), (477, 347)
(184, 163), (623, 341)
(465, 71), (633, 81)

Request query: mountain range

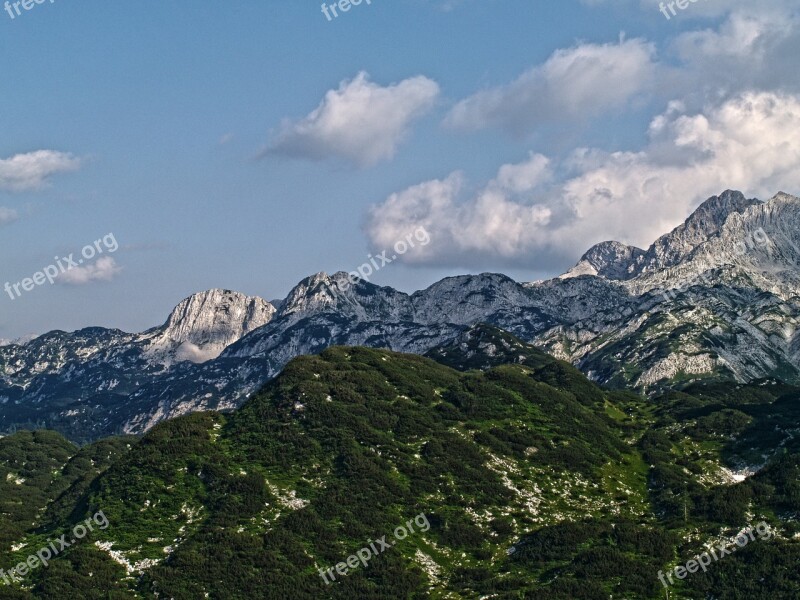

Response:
(2, 189), (799, 443)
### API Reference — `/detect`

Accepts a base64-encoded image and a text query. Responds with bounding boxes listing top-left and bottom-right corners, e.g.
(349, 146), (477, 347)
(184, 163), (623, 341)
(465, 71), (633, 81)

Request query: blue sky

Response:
(2, 0), (800, 338)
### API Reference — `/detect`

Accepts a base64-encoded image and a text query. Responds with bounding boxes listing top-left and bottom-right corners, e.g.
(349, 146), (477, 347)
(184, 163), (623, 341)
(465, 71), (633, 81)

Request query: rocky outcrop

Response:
(142, 290), (275, 364)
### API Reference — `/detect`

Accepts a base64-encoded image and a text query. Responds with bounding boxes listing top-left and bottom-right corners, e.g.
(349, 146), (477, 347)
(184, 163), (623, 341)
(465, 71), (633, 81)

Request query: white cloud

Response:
(367, 91), (800, 270)
(674, 13), (777, 60)
(0, 150), (82, 192)
(444, 37), (656, 135)
(446, 2), (800, 138)
(59, 257), (122, 285)
(366, 153), (554, 266)
(0, 207), (18, 226)
(266, 72), (440, 167)
(495, 152), (552, 194)
(667, 9), (800, 97)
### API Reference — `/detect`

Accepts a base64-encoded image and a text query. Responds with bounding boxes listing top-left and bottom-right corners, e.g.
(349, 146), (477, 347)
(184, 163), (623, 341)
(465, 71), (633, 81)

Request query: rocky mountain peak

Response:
(690, 190), (758, 229)
(561, 190), (763, 281)
(561, 241), (645, 280)
(279, 272), (347, 317)
(143, 289), (275, 364)
(765, 191), (800, 213)
(641, 190), (761, 272)
(278, 271), (417, 323)
(0, 334), (40, 348)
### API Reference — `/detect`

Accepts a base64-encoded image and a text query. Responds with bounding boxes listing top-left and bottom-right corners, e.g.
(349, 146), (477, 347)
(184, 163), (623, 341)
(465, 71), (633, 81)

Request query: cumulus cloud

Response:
(444, 37), (656, 135)
(667, 9), (800, 98)
(59, 257), (122, 285)
(367, 91), (800, 270)
(495, 152), (552, 193)
(578, 1), (800, 102)
(366, 152), (555, 266)
(446, 1), (800, 138)
(0, 150), (82, 192)
(0, 207), (18, 226)
(266, 72), (440, 167)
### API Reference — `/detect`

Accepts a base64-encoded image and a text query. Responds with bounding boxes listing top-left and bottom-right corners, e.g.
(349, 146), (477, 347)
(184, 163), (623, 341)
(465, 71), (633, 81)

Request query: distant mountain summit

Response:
(562, 190), (763, 280)
(642, 189), (761, 272)
(562, 240), (645, 280)
(142, 289), (275, 365)
(2, 190), (799, 442)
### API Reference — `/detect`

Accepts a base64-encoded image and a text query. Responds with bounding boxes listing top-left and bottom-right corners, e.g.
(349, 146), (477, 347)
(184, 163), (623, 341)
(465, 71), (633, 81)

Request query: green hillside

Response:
(1, 339), (799, 599)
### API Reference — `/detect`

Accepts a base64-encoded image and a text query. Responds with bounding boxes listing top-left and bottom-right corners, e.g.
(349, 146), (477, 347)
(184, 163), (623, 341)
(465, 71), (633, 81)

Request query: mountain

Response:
(0, 290), (276, 442)
(1, 190), (799, 442)
(561, 240), (646, 280)
(561, 190), (764, 280)
(140, 289), (275, 365)
(1, 346), (798, 598)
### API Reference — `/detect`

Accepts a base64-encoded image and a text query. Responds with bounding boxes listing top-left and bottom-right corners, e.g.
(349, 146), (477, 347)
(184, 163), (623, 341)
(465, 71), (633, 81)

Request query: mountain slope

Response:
(1, 348), (798, 598)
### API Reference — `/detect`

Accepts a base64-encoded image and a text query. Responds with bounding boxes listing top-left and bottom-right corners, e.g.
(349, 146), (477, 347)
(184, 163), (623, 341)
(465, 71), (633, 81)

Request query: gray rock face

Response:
(142, 289), (275, 365)
(638, 190), (761, 274)
(563, 190), (763, 281)
(1, 190), (799, 442)
(562, 241), (646, 280)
